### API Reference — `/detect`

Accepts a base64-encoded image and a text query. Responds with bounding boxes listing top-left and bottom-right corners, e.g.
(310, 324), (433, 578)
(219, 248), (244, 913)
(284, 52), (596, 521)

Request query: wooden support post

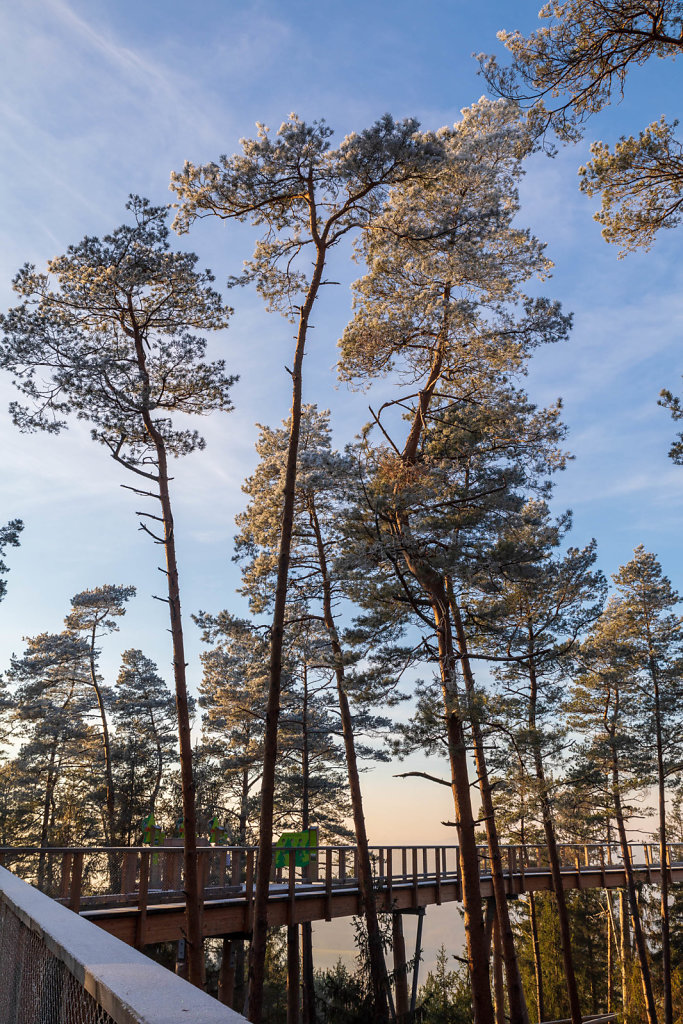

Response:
(288, 848), (296, 926)
(218, 938), (235, 1006)
(410, 906), (426, 1017)
(386, 848), (393, 909)
(434, 846), (441, 906)
(135, 850), (150, 949)
(287, 922), (300, 1024)
(245, 849), (254, 933)
(392, 911), (409, 1023)
(402, 847), (407, 880)
(69, 851), (83, 914)
(325, 848), (332, 922)
(455, 845), (461, 901)
(412, 847), (419, 908)
(59, 852), (73, 900)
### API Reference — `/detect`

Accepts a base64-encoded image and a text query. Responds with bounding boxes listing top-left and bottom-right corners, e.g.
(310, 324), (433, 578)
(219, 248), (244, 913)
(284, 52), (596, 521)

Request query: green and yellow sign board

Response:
(275, 828), (318, 868)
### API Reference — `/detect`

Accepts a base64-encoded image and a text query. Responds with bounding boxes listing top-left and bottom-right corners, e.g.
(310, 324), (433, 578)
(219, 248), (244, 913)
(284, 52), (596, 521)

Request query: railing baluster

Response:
(325, 848), (332, 921)
(245, 849), (254, 932)
(412, 847), (418, 907)
(387, 849), (393, 908)
(288, 848), (296, 926)
(135, 851), (149, 948)
(435, 846), (441, 906)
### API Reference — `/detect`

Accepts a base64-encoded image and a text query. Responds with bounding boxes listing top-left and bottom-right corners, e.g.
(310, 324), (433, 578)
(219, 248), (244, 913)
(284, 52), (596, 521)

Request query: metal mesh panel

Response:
(0, 901), (115, 1024)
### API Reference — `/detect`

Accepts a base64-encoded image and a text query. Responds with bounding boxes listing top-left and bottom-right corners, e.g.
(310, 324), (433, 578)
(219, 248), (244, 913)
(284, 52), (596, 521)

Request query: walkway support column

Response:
(287, 923), (300, 1024)
(392, 911), (410, 1023)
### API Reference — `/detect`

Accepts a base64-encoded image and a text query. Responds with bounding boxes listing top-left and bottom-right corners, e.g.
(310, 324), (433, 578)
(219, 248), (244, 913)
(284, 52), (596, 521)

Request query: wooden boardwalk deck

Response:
(2, 842), (681, 947)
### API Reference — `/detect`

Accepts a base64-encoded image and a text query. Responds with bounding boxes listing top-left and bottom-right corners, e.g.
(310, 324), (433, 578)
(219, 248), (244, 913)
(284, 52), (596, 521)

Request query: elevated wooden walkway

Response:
(2, 842), (681, 947)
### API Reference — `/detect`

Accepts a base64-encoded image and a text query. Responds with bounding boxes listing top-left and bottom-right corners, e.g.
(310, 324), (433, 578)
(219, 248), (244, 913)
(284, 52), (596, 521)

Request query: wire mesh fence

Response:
(0, 899), (115, 1024)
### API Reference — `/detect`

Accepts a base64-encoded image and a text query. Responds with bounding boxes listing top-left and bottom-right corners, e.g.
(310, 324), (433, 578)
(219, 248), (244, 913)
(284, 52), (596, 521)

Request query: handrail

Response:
(0, 865), (247, 1023)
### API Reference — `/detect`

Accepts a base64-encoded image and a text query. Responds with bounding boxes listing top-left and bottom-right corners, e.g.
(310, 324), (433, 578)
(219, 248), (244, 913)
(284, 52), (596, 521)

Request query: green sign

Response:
(275, 828), (318, 868)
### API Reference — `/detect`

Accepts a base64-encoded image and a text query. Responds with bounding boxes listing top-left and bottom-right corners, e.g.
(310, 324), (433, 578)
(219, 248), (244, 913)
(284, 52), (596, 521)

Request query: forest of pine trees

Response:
(2, 4), (683, 1019)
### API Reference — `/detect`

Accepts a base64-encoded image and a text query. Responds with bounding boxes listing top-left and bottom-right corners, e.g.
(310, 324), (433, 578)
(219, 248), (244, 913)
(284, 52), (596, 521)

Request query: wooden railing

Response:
(1, 841), (680, 916)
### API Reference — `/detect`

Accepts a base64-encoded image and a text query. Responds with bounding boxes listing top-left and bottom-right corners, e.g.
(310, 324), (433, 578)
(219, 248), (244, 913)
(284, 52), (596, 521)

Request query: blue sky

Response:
(1, 0), (682, 871)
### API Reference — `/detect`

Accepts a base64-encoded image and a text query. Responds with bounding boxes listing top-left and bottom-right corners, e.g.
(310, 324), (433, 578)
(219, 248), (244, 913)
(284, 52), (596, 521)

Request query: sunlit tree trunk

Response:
(528, 892), (545, 1023)
(610, 750), (658, 1024)
(247, 238), (329, 1023)
(132, 322), (203, 988)
(308, 501), (390, 1021)
(450, 594), (529, 1024)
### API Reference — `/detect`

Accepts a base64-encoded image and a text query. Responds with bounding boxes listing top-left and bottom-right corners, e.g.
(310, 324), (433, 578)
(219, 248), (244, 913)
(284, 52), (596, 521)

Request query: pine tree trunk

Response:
(246, 240), (328, 1023)
(132, 324), (203, 988)
(528, 892), (545, 1023)
(300, 666), (317, 1024)
(648, 649), (672, 1024)
(605, 894), (614, 1016)
(611, 752), (658, 1024)
(301, 922), (316, 1024)
(450, 596), (529, 1024)
(391, 293), (492, 1023)
(87, 623), (116, 846)
(308, 502), (390, 1022)
(433, 599), (495, 1024)
(155, 448), (203, 987)
(38, 741), (58, 888)
(525, 644), (582, 1024)
(619, 889), (631, 1022)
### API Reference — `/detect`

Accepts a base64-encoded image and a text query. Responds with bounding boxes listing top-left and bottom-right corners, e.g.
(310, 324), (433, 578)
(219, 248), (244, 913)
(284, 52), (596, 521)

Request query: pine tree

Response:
(337, 98), (571, 1024)
(64, 585), (136, 846)
(570, 599), (660, 1024)
(610, 546), (683, 1024)
(234, 405), (398, 1018)
(6, 631), (98, 882)
(112, 648), (177, 841)
(0, 518), (23, 604)
(472, 503), (606, 1024)
(171, 115), (444, 1023)
(0, 196), (235, 986)
(480, 1), (683, 253)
